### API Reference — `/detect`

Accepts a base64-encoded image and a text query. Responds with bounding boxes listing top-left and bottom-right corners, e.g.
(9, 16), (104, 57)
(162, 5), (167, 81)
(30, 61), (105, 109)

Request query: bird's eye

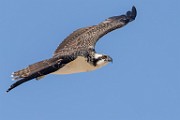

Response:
(101, 56), (107, 59)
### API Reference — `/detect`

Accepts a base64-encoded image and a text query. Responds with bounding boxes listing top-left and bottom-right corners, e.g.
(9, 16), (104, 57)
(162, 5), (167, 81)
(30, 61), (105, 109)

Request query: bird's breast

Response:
(51, 56), (105, 74)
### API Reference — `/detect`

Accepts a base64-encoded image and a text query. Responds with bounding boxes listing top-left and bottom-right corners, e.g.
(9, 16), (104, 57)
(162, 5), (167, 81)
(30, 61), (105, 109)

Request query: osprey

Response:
(7, 6), (137, 92)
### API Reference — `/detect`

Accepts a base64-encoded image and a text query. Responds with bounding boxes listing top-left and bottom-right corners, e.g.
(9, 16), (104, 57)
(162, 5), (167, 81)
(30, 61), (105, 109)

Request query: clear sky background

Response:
(0, 0), (180, 120)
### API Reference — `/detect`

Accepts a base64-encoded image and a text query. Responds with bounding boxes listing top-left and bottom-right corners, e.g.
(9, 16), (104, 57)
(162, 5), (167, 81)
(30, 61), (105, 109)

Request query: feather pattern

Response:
(7, 57), (71, 92)
(53, 6), (137, 57)
(7, 6), (137, 92)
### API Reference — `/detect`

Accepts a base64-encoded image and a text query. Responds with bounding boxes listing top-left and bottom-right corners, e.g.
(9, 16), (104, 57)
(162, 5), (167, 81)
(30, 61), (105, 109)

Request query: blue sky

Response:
(0, 0), (180, 120)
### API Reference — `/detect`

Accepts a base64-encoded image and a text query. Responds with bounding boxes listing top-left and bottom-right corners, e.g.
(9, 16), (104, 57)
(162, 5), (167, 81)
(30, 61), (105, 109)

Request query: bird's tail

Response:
(7, 57), (61, 92)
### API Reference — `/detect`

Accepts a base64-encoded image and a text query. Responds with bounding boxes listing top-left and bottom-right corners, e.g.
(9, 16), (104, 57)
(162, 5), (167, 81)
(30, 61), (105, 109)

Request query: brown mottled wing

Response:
(53, 6), (137, 57)
(53, 26), (96, 57)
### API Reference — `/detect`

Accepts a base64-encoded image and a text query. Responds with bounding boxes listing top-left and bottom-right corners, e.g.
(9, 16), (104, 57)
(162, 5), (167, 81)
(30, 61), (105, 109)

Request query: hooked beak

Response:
(107, 56), (113, 63)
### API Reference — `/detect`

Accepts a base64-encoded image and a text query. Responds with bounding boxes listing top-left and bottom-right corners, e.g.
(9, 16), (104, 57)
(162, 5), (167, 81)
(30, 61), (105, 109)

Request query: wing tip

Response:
(6, 84), (15, 92)
(6, 77), (32, 92)
(105, 6), (137, 24)
(126, 6), (137, 22)
(6, 88), (12, 93)
(131, 6), (137, 20)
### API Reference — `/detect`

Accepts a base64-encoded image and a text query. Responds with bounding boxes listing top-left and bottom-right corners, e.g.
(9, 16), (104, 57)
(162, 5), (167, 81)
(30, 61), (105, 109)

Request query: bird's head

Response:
(93, 53), (113, 67)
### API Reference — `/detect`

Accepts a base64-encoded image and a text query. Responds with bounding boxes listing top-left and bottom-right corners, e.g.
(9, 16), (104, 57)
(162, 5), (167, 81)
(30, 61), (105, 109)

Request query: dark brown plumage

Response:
(7, 6), (137, 92)
(53, 6), (136, 57)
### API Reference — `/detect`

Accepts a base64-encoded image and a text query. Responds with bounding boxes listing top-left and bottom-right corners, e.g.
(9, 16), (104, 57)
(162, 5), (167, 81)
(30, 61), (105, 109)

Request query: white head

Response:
(94, 53), (113, 67)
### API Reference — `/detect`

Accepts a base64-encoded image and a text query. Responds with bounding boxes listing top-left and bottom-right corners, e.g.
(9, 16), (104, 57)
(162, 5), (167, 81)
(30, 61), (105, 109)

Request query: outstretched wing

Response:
(53, 6), (137, 57)
(7, 57), (70, 92)
(53, 26), (96, 57)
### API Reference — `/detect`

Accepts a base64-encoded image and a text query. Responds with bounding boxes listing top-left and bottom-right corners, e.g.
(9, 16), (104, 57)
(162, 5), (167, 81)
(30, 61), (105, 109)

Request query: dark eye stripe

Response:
(101, 55), (107, 59)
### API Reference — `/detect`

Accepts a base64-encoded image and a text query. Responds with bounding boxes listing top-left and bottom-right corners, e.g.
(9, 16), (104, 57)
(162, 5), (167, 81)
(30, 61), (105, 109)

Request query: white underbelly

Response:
(51, 56), (107, 74)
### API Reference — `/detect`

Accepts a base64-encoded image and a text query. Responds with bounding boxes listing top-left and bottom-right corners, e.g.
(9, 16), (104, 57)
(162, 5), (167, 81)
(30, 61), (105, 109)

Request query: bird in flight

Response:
(7, 6), (137, 92)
